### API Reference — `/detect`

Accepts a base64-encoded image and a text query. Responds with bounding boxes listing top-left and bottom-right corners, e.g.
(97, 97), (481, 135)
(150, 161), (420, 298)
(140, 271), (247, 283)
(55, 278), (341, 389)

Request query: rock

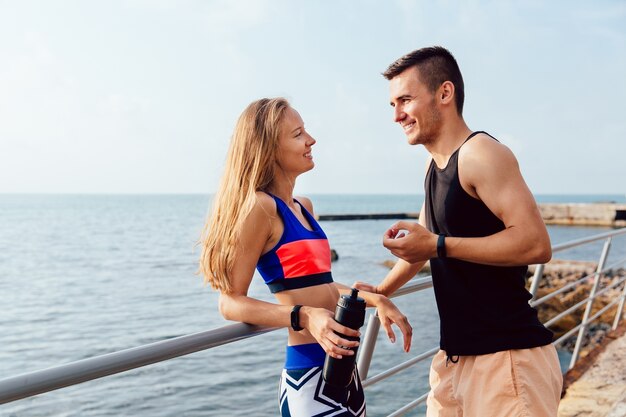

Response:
(532, 260), (626, 356)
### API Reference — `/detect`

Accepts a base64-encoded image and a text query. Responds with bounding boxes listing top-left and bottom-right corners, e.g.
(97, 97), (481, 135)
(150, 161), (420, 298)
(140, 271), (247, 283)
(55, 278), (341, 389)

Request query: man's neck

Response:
(425, 118), (472, 169)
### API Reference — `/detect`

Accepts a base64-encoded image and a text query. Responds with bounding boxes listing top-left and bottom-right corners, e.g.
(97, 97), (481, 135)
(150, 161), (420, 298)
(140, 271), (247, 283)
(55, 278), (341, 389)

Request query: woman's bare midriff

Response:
(275, 283), (340, 346)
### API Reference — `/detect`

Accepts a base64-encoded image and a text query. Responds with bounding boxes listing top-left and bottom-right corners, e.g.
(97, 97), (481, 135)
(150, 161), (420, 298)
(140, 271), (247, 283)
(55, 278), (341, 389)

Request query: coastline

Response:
(558, 322), (626, 416)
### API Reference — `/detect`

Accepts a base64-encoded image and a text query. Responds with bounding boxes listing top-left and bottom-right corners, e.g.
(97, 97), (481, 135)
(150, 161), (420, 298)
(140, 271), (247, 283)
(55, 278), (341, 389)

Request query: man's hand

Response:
(383, 220), (438, 264)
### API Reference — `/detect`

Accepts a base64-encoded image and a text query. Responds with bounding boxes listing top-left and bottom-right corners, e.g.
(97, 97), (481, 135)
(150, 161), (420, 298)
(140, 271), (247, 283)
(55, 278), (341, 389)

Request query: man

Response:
(356, 46), (563, 416)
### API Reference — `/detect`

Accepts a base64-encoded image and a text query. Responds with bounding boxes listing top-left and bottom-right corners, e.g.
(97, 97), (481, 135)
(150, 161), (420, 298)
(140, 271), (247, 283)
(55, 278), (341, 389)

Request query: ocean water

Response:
(1, 194), (625, 417)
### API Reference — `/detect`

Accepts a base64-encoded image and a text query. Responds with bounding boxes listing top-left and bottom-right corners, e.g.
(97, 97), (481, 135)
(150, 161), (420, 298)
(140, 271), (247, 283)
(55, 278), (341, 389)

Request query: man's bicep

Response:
(473, 145), (542, 228)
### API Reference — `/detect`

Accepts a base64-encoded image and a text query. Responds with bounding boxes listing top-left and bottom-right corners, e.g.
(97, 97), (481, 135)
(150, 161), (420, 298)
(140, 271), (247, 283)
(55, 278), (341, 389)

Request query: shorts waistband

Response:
(285, 343), (326, 369)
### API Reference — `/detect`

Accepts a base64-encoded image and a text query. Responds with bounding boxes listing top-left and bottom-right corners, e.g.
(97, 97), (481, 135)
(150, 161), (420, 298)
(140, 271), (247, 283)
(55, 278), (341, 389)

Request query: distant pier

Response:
(318, 203), (626, 227)
(318, 212), (419, 221)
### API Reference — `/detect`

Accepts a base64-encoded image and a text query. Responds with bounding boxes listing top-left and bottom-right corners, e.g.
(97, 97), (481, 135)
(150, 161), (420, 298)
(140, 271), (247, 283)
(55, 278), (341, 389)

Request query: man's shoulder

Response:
(460, 132), (516, 163)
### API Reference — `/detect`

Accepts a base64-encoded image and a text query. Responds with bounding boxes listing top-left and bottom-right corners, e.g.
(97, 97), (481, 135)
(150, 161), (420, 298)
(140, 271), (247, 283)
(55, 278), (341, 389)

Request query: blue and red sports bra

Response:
(256, 193), (334, 293)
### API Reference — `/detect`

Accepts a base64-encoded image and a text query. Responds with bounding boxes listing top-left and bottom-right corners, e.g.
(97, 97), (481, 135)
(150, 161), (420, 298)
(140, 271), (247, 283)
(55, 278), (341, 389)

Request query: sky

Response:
(0, 0), (624, 195)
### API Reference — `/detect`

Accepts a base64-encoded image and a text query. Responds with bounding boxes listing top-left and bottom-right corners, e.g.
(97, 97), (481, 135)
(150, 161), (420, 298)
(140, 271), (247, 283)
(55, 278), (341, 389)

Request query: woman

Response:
(199, 98), (412, 416)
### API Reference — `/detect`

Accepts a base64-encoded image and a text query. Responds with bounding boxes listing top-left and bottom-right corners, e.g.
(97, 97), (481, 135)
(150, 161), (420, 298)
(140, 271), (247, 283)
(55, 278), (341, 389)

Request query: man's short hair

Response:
(383, 46), (465, 115)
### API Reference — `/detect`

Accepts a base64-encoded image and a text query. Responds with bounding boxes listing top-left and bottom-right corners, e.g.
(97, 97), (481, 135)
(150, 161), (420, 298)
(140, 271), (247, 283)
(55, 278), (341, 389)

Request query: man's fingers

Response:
(394, 220), (413, 230)
(383, 237), (401, 249)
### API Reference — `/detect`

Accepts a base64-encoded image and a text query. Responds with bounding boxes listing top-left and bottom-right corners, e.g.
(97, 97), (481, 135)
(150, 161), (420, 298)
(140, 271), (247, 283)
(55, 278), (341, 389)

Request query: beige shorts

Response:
(426, 344), (563, 417)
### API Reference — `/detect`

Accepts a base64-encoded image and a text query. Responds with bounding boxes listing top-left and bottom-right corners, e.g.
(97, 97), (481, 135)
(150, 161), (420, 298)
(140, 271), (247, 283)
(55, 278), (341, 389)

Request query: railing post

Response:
(612, 273), (626, 330)
(569, 237), (612, 369)
(357, 311), (380, 380)
(529, 263), (545, 299)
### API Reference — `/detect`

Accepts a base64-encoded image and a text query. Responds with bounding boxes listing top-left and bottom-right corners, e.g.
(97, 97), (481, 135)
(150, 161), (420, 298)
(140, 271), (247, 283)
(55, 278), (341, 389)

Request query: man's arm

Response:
(383, 135), (551, 266)
(354, 202), (428, 297)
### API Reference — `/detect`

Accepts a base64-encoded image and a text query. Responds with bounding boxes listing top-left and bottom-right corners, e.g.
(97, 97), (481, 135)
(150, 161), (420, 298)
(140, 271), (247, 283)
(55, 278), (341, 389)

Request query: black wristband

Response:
(437, 234), (447, 259)
(290, 305), (303, 331)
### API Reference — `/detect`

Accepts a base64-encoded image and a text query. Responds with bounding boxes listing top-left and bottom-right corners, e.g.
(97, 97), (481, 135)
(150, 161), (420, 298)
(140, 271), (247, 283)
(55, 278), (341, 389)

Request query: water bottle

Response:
(322, 288), (366, 387)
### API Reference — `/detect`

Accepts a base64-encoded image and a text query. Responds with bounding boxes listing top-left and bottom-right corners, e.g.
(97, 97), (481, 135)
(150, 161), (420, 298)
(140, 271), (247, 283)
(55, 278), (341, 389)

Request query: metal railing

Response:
(354, 227), (626, 416)
(1, 228), (626, 416)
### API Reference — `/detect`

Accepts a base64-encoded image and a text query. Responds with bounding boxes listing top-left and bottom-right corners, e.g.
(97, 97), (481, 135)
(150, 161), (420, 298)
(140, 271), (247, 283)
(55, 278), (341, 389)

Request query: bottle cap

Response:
(338, 288), (365, 311)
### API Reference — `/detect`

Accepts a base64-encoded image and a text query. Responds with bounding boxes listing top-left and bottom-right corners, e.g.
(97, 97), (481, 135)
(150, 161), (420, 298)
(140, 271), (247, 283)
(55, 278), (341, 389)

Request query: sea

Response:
(1, 194), (626, 417)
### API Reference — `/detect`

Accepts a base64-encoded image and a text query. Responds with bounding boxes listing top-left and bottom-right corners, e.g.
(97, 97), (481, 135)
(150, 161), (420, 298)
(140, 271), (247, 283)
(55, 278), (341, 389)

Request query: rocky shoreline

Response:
(529, 259), (625, 358)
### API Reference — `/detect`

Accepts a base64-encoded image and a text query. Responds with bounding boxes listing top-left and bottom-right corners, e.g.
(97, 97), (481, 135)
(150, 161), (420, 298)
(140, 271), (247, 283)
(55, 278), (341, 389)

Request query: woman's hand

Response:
(373, 295), (412, 352)
(353, 281), (379, 295)
(300, 306), (360, 359)
(353, 282), (413, 353)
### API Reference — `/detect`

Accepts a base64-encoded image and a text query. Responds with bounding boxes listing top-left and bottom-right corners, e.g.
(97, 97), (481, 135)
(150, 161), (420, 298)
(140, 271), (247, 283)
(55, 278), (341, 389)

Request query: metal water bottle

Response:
(322, 288), (366, 387)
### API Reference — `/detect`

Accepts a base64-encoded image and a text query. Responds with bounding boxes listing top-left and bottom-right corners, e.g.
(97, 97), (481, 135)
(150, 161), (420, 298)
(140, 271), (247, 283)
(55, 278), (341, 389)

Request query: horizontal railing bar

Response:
(531, 257), (626, 308)
(389, 276), (433, 298)
(387, 392), (429, 417)
(553, 323), (583, 346)
(552, 292), (623, 347)
(1, 227), (623, 410)
(0, 323), (276, 405)
(543, 276), (626, 327)
(544, 299), (589, 328)
(586, 296), (622, 324)
(362, 347), (438, 388)
(551, 228), (626, 252)
(531, 274), (593, 307)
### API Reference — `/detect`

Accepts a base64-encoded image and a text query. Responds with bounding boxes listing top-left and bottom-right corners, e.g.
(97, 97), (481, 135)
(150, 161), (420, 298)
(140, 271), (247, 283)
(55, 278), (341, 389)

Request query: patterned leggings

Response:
(278, 343), (366, 417)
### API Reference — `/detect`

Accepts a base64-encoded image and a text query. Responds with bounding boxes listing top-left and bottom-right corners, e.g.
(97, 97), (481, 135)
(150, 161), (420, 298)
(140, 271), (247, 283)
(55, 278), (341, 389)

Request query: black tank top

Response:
(424, 131), (553, 356)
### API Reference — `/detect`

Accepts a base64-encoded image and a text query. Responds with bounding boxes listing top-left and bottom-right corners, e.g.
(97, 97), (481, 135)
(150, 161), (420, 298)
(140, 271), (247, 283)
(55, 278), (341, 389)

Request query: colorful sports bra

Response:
(256, 193), (334, 293)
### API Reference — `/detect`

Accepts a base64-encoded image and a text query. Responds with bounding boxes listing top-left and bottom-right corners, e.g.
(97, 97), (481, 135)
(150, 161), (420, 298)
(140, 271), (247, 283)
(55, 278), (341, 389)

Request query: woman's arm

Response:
(218, 193), (360, 359)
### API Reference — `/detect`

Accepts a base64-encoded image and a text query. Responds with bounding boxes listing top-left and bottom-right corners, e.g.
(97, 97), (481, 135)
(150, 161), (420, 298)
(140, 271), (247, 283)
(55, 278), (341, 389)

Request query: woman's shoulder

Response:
(294, 195), (314, 214)
(253, 191), (279, 217)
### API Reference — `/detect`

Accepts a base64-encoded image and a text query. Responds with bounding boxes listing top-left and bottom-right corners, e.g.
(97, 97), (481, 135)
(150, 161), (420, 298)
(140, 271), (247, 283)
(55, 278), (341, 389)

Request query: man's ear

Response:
(439, 81), (455, 104)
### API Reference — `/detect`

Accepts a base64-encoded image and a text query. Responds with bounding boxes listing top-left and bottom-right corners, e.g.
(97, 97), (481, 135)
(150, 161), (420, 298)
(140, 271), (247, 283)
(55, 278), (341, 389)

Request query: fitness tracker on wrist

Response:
(291, 305), (303, 331)
(437, 234), (447, 259)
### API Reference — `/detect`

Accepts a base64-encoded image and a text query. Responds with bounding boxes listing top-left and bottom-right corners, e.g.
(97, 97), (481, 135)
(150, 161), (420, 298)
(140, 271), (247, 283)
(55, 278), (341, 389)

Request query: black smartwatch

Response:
(437, 234), (447, 259)
(290, 305), (303, 331)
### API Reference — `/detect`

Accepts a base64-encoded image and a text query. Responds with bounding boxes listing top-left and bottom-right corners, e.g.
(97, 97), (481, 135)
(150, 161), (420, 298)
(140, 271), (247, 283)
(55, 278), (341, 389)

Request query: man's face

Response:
(389, 66), (441, 146)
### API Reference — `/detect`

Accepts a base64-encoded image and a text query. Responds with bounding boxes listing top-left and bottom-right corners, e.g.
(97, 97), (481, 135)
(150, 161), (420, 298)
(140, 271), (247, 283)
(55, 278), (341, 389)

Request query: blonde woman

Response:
(200, 98), (412, 416)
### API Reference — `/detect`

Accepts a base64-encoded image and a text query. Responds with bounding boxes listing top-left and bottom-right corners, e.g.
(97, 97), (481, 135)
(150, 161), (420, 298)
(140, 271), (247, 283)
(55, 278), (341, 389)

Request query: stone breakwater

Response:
(319, 203), (626, 226)
(538, 203), (626, 227)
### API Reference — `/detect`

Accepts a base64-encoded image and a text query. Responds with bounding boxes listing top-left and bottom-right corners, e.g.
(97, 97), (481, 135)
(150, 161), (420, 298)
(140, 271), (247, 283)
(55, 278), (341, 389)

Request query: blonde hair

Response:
(199, 98), (290, 293)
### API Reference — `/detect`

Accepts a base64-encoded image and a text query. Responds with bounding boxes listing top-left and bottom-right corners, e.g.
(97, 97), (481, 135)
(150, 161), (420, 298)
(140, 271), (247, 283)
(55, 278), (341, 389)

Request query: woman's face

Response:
(275, 106), (316, 176)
